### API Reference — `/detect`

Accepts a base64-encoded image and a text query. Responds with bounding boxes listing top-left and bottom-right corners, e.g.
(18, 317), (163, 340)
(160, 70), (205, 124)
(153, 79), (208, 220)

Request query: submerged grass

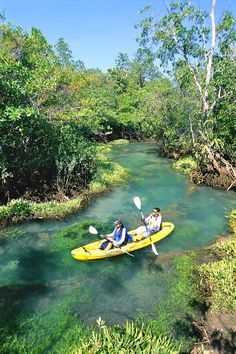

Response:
(2, 214), (235, 353)
(0, 219), (184, 354)
(148, 253), (199, 351)
(0, 292), (92, 354)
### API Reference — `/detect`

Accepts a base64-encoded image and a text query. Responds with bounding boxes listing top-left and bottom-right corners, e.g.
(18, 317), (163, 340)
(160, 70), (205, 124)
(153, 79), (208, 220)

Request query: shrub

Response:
(227, 209), (236, 235)
(79, 318), (181, 353)
(173, 157), (197, 175)
(0, 198), (34, 223)
(197, 239), (236, 312)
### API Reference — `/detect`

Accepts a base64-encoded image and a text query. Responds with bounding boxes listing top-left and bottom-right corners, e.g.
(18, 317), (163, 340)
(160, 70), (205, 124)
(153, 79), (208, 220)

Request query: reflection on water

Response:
(0, 142), (235, 332)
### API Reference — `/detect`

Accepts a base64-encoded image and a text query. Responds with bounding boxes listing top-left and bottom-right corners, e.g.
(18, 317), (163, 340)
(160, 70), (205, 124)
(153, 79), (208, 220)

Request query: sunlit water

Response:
(0, 143), (235, 330)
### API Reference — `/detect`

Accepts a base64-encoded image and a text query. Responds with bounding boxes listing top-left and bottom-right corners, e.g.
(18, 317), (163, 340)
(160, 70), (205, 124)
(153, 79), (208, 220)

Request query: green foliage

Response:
(81, 319), (181, 353)
(153, 254), (198, 338)
(90, 153), (129, 193)
(136, 0), (236, 171)
(0, 146), (128, 227)
(173, 157), (197, 175)
(0, 293), (92, 354)
(197, 239), (236, 313)
(0, 22), (103, 203)
(109, 139), (129, 145)
(55, 37), (74, 67)
(0, 292), (181, 354)
(0, 3), (235, 211)
(211, 57), (236, 163)
(56, 122), (96, 192)
(0, 107), (57, 200)
(227, 210), (236, 235)
(5, 198), (33, 218)
(0, 198), (33, 225)
(213, 239), (236, 259)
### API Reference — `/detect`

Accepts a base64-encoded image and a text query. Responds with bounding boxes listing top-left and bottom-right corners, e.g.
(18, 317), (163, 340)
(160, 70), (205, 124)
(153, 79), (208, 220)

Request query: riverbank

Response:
(0, 141), (129, 229)
(192, 209), (236, 353)
(170, 153), (236, 192)
(1, 139), (234, 228)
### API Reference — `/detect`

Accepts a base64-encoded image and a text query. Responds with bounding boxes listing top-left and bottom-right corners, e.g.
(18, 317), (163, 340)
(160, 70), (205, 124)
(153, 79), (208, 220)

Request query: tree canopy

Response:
(0, 0), (235, 205)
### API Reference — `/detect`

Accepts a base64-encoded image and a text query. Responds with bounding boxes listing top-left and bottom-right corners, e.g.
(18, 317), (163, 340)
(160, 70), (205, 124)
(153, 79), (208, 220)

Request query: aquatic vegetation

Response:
(109, 139), (129, 145)
(173, 157), (197, 176)
(0, 293), (92, 354)
(89, 156), (129, 192)
(149, 253), (199, 350)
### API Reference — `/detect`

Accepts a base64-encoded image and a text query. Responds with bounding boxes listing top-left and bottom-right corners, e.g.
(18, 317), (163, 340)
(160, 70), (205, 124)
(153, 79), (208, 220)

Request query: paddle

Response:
(133, 196), (159, 256)
(88, 226), (134, 257)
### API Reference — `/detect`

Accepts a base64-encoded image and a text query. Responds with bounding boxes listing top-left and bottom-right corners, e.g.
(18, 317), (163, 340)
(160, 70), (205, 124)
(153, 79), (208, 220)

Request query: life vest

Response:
(147, 214), (162, 232)
(113, 225), (132, 245)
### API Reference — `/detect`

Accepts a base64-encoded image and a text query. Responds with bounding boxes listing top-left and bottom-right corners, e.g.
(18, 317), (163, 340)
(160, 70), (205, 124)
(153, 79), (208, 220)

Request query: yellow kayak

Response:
(71, 222), (174, 261)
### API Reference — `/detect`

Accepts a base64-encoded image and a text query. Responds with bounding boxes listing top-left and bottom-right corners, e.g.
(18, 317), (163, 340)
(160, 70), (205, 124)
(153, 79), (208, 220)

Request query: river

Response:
(0, 143), (235, 347)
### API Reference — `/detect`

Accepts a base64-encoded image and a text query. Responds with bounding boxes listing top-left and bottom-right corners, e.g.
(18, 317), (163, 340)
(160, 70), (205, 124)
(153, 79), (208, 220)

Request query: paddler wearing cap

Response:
(98, 219), (132, 251)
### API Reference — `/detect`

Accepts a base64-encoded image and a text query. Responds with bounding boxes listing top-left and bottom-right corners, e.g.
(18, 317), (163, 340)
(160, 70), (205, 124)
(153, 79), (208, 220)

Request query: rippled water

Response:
(0, 143), (235, 332)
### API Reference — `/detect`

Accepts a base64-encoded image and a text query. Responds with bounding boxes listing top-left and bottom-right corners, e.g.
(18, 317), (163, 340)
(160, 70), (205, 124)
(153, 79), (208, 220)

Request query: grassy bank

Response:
(197, 209), (236, 313)
(0, 142), (129, 228)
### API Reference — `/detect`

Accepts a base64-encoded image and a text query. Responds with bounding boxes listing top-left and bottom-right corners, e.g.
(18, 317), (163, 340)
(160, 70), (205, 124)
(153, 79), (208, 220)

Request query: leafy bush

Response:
(0, 107), (58, 201)
(227, 209), (236, 235)
(0, 198), (34, 224)
(79, 318), (181, 354)
(197, 239), (236, 312)
(173, 157), (197, 175)
(56, 122), (97, 192)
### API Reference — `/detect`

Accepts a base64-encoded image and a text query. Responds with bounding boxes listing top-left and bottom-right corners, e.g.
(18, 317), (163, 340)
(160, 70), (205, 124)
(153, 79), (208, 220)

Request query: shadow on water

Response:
(0, 283), (50, 336)
(17, 248), (57, 283)
(100, 274), (125, 295)
(0, 248), (56, 339)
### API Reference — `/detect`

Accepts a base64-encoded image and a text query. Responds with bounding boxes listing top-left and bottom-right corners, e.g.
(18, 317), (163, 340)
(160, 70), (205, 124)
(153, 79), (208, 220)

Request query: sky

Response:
(1, 0), (236, 72)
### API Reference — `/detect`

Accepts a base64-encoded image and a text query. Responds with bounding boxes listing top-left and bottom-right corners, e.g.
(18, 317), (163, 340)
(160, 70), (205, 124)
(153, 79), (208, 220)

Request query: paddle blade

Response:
(133, 196), (141, 210)
(89, 226), (98, 235)
(151, 242), (159, 256)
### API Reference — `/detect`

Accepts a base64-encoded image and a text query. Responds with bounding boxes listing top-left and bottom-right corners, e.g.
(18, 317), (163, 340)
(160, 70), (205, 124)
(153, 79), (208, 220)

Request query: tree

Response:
(137, 0), (236, 189)
(55, 37), (73, 67)
(115, 52), (130, 71)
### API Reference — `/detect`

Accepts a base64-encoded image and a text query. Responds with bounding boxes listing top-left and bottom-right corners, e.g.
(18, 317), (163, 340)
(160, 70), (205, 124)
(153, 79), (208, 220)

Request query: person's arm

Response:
(106, 229), (115, 240)
(145, 213), (152, 225)
(115, 227), (126, 246)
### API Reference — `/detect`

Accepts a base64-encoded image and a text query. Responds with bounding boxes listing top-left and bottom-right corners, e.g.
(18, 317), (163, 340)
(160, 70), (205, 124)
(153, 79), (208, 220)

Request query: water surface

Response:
(0, 143), (235, 332)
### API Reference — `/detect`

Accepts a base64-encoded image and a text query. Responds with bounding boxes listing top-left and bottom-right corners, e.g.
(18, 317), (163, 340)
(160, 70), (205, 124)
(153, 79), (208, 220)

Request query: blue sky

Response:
(1, 0), (235, 72)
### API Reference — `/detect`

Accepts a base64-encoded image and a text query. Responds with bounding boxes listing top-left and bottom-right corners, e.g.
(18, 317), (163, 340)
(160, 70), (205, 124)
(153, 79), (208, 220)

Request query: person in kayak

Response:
(99, 219), (132, 250)
(133, 207), (162, 239)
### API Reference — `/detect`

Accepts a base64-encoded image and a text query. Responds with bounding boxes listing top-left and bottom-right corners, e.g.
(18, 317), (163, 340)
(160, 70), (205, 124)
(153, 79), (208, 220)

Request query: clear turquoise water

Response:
(0, 143), (235, 329)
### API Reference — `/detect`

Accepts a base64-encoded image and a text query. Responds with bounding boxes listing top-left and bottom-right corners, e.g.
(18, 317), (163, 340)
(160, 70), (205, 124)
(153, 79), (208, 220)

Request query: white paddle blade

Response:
(151, 242), (159, 256)
(89, 226), (98, 235)
(133, 196), (141, 210)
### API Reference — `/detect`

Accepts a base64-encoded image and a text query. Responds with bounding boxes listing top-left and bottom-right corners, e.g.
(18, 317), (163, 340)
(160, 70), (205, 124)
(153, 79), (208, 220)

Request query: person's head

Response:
(114, 219), (123, 227)
(152, 207), (160, 216)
